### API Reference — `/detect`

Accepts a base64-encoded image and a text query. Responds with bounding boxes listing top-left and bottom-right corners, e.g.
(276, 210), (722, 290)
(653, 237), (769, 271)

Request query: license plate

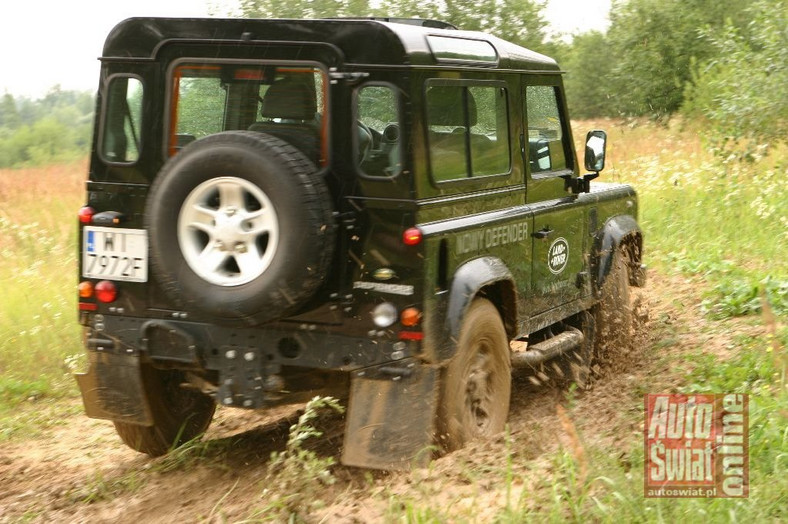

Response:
(82, 227), (148, 282)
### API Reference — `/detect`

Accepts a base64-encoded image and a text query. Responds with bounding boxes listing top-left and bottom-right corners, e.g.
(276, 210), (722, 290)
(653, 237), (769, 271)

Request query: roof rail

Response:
(338, 17), (458, 30)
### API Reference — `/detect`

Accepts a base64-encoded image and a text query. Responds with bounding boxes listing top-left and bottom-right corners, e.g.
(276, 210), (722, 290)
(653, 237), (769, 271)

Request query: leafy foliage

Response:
(237, 0), (373, 18)
(263, 396), (345, 516)
(0, 86), (93, 168)
(559, 0), (766, 120)
(558, 31), (614, 119)
(176, 78), (227, 139)
(702, 277), (788, 320)
(683, 336), (784, 394)
(684, 0), (788, 156)
(235, 0), (549, 50)
(604, 0), (752, 118)
(438, 0), (548, 50)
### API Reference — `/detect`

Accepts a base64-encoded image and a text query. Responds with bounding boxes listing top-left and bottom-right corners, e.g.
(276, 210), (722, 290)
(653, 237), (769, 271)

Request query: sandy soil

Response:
(0, 271), (764, 523)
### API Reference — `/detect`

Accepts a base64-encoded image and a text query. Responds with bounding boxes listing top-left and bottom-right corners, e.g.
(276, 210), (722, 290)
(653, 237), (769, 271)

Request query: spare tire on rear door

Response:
(145, 131), (335, 326)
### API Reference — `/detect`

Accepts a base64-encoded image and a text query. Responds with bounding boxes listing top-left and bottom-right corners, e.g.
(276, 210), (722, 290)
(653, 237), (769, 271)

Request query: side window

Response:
(101, 77), (143, 163)
(426, 83), (509, 182)
(469, 86), (510, 176)
(525, 85), (569, 174)
(356, 85), (401, 177)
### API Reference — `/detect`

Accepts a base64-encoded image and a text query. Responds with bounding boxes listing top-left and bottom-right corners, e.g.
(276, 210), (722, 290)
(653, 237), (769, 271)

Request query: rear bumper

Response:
(77, 313), (422, 416)
(84, 314), (414, 371)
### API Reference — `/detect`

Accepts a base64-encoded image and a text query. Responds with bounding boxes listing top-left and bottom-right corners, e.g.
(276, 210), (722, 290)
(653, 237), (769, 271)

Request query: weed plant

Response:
(0, 162), (84, 419)
(73, 469), (146, 504)
(251, 396), (345, 519)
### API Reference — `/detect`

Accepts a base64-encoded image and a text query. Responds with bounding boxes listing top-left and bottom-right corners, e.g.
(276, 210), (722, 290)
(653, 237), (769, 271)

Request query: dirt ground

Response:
(0, 271), (766, 523)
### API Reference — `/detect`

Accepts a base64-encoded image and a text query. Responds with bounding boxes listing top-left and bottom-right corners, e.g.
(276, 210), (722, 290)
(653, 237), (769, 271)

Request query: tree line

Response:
(558, 0), (786, 156)
(1, 0), (783, 168)
(0, 87), (94, 168)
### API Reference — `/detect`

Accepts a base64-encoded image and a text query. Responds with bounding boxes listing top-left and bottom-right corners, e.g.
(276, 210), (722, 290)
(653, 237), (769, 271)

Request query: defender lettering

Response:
(456, 221), (528, 255)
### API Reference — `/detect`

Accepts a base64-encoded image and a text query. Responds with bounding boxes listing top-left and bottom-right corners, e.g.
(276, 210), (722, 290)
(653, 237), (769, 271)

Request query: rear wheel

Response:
(114, 366), (215, 456)
(437, 299), (512, 452)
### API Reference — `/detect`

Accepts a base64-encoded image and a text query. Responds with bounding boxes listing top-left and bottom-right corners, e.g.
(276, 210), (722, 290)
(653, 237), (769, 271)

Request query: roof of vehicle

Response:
(102, 17), (559, 72)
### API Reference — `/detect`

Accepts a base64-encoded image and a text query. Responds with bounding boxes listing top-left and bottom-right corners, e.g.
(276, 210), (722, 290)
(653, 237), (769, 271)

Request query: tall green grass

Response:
(592, 119), (788, 317)
(0, 162), (85, 419)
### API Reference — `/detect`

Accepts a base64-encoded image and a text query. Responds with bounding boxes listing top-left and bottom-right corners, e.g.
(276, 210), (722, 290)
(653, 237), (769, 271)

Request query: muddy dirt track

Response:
(0, 271), (766, 522)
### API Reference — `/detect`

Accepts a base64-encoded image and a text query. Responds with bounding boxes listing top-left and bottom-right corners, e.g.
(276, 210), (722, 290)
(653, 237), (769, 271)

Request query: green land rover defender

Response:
(76, 17), (645, 469)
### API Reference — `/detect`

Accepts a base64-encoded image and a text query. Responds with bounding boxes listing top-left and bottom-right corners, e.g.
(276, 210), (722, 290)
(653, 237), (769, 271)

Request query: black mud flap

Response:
(74, 351), (153, 426)
(341, 358), (438, 470)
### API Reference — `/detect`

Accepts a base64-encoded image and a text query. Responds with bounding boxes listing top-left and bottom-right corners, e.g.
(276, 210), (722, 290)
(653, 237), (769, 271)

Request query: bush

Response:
(683, 0), (788, 158)
(0, 88), (93, 168)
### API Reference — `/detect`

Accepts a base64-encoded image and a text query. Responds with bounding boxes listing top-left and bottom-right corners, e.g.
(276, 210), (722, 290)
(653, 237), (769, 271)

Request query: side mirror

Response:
(584, 129), (607, 172)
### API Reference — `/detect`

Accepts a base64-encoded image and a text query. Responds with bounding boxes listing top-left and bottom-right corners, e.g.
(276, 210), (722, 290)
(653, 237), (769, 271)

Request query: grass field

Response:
(0, 161), (85, 416)
(575, 118), (787, 317)
(0, 123), (786, 521)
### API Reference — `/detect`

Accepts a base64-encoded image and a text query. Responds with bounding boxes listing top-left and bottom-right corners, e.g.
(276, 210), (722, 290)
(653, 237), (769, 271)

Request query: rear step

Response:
(511, 326), (584, 368)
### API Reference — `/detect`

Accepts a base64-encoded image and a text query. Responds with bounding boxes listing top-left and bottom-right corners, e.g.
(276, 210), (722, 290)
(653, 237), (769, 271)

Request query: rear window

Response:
(168, 61), (328, 165)
(426, 82), (510, 182)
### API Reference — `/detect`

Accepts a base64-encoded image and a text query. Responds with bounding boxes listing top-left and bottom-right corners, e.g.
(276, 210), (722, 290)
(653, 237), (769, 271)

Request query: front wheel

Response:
(114, 366), (215, 456)
(437, 298), (512, 452)
(594, 249), (633, 367)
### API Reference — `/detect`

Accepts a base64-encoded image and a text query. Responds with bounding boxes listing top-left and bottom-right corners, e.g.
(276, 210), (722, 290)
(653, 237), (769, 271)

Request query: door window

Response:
(525, 86), (569, 175)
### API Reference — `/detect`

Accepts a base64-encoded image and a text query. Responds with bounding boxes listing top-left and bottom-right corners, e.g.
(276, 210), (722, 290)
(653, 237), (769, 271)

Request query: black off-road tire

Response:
(145, 131), (335, 326)
(437, 298), (512, 452)
(113, 366), (215, 457)
(593, 249), (633, 368)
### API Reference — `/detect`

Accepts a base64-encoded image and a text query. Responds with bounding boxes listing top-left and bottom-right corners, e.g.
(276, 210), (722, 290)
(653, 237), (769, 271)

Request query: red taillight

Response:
(78, 206), (95, 224)
(398, 331), (424, 341)
(94, 280), (118, 303)
(403, 227), (422, 246)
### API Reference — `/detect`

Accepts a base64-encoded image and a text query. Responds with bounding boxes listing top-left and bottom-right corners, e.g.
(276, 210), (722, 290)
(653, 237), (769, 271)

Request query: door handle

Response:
(532, 227), (554, 240)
